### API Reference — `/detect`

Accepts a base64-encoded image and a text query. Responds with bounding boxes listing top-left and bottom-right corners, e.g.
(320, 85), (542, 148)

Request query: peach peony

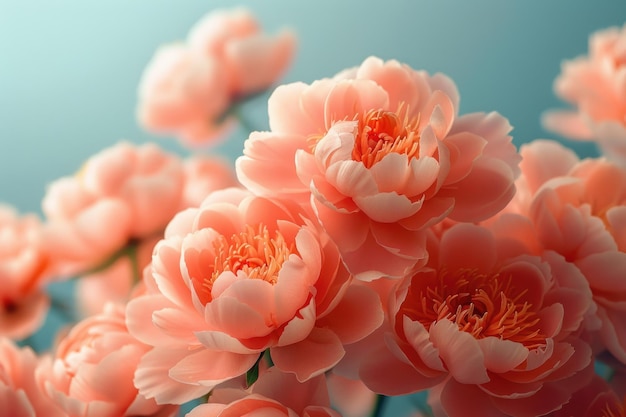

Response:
(136, 43), (234, 146)
(546, 375), (625, 417)
(180, 155), (240, 209)
(492, 139), (626, 364)
(237, 56), (520, 280)
(0, 338), (66, 417)
(543, 24), (626, 166)
(358, 223), (594, 417)
(0, 205), (52, 340)
(187, 7), (296, 97)
(137, 7), (296, 146)
(188, 368), (339, 417)
(126, 188), (383, 404)
(75, 236), (159, 317)
(42, 141), (185, 277)
(36, 303), (178, 417)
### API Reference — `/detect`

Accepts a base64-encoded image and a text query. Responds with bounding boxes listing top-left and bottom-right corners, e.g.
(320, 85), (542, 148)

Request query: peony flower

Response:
(237, 56), (521, 280)
(137, 7), (296, 146)
(543, 24), (626, 166)
(75, 236), (159, 317)
(0, 205), (52, 340)
(180, 155), (241, 209)
(136, 43), (234, 146)
(42, 141), (185, 277)
(0, 337), (66, 417)
(325, 372), (376, 417)
(546, 374), (625, 417)
(492, 139), (626, 364)
(358, 223), (594, 417)
(187, 7), (296, 97)
(188, 368), (339, 417)
(36, 303), (178, 417)
(126, 188), (383, 404)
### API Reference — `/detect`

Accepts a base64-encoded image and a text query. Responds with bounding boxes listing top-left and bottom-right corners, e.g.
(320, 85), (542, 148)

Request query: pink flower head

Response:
(547, 374), (625, 417)
(137, 43), (234, 146)
(180, 155), (240, 209)
(0, 205), (51, 340)
(543, 24), (626, 165)
(529, 158), (626, 363)
(237, 56), (521, 280)
(36, 303), (178, 417)
(0, 338), (66, 417)
(126, 188), (383, 404)
(42, 142), (185, 277)
(188, 368), (339, 417)
(137, 7), (296, 146)
(359, 223), (594, 417)
(187, 7), (297, 97)
(75, 235), (159, 317)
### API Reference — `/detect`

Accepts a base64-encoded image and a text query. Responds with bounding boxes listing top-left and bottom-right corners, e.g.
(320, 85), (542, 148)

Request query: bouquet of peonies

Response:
(2, 7), (626, 417)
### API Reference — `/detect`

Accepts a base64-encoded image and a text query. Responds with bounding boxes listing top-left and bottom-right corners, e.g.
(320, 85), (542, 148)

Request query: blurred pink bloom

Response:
(137, 43), (234, 146)
(42, 142), (185, 277)
(0, 338), (66, 417)
(75, 236), (159, 317)
(36, 304), (178, 417)
(126, 188), (383, 404)
(138, 7), (296, 146)
(358, 223), (594, 417)
(237, 56), (520, 280)
(187, 7), (297, 97)
(492, 139), (626, 364)
(325, 372), (376, 417)
(188, 368), (339, 417)
(546, 375), (625, 417)
(543, 24), (626, 165)
(180, 155), (240, 209)
(0, 205), (52, 340)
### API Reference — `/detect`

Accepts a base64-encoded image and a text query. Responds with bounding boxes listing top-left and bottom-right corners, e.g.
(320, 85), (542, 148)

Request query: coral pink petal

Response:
(268, 80), (335, 135)
(277, 298), (317, 346)
(271, 327), (345, 381)
(322, 79), (389, 128)
(598, 307), (626, 363)
(445, 158), (517, 222)
(443, 132), (487, 184)
(439, 223), (496, 273)
(225, 29), (296, 94)
(370, 220), (428, 260)
(518, 140), (580, 193)
(195, 330), (260, 353)
(542, 110), (594, 140)
(429, 320), (489, 384)
(237, 132), (309, 198)
(315, 284), (383, 344)
(152, 307), (208, 344)
(354, 192), (421, 223)
(169, 348), (259, 387)
(311, 175), (359, 213)
(359, 344), (443, 395)
(421, 90), (456, 138)
(477, 338), (528, 374)
(438, 381), (503, 417)
(135, 347), (212, 405)
(326, 160), (378, 197)
(312, 201), (369, 252)
(126, 294), (181, 347)
(204, 293), (272, 339)
(577, 251), (626, 292)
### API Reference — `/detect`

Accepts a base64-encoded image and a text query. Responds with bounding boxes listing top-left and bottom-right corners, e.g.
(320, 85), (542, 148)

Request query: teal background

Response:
(2, 0), (626, 213)
(2, 1), (626, 416)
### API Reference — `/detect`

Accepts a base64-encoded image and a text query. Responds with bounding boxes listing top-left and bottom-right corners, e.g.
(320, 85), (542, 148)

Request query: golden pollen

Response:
(202, 224), (295, 298)
(402, 269), (546, 349)
(352, 106), (421, 168)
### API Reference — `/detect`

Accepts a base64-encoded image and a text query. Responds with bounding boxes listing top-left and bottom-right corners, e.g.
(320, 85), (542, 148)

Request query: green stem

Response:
(369, 394), (388, 417)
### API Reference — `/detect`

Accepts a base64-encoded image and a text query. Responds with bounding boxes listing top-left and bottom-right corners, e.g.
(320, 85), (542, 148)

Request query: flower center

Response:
(203, 224), (295, 297)
(352, 107), (421, 168)
(402, 269), (546, 349)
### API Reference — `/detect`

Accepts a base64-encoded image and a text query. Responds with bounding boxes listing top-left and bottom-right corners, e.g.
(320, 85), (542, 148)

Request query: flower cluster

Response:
(2, 7), (626, 417)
